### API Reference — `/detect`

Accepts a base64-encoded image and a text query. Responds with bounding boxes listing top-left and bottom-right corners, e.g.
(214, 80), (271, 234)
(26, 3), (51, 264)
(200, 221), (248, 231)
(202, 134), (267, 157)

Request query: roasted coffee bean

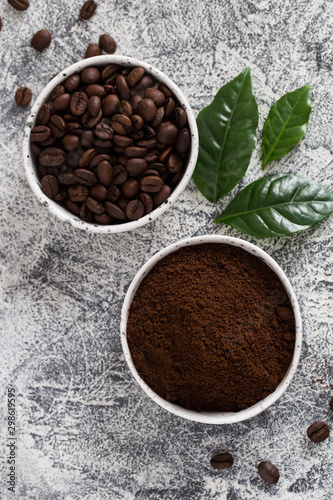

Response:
(82, 109), (102, 128)
(124, 146), (147, 158)
(115, 75), (131, 100)
(40, 136), (56, 147)
(101, 64), (120, 81)
(15, 86), (32, 107)
(125, 158), (147, 176)
(113, 147), (124, 154)
(118, 197), (129, 211)
(105, 201), (126, 220)
(90, 153), (112, 168)
(145, 169), (160, 176)
(68, 184), (89, 202)
(127, 67), (145, 88)
(141, 175), (164, 193)
(144, 150), (159, 163)
(49, 115), (66, 138)
(94, 138), (113, 149)
(8, 0), (29, 10)
(94, 213), (113, 224)
(135, 74), (156, 90)
(64, 75), (81, 92)
(153, 184), (171, 205)
(80, 0), (97, 19)
(80, 130), (94, 148)
(139, 192), (153, 214)
(88, 95), (102, 116)
(175, 128), (190, 153)
(32, 143), (42, 156)
(307, 422), (330, 443)
(130, 130), (145, 141)
(107, 185), (120, 202)
(171, 171), (183, 185)
(66, 151), (81, 169)
(144, 88), (166, 107)
(111, 114), (132, 135)
(122, 178), (140, 199)
(62, 134), (79, 151)
(210, 453), (234, 470)
(31, 30), (51, 51)
(36, 104), (52, 125)
(167, 152), (183, 173)
(137, 98), (157, 122)
(158, 145), (173, 162)
(31, 126), (51, 142)
(39, 147), (66, 166)
(65, 200), (80, 215)
(90, 184), (108, 201)
(131, 114), (144, 131)
(51, 85), (65, 102)
(131, 94), (142, 112)
(53, 189), (66, 201)
(258, 462), (279, 484)
(86, 84), (106, 98)
(66, 121), (83, 136)
(86, 196), (105, 214)
(41, 175), (59, 198)
(126, 200), (144, 220)
(119, 101), (133, 117)
(159, 82), (173, 98)
(103, 84), (116, 95)
(157, 121), (178, 145)
(143, 125), (156, 138)
(102, 94), (120, 116)
(58, 172), (79, 185)
(53, 93), (71, 113)
(330, 398), (333, 411)
(164, 97), (176, 118)
(79, 148), (97, 168)
(95, 122), (113, 140)
(174, 107), (187, 129)
(85, 43), (101, 58)
(74, 168), (98, 186)
(64, 114), (80, 123)
(81, 67), (100, 85)
(151, 106), (165, 128)
(137, 138), (157, 150)
(70, 92), (88, 116)
(37, 163), (48, 177)
(80, 202), (94, 221)
(112, 164), (128, 185)
(99, 34), (117, 54)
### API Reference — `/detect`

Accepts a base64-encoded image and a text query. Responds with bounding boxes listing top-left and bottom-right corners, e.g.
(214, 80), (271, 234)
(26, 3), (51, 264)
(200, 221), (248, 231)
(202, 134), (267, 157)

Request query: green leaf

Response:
(193, 68), (259, 203)
(214, 173), (333, 238)
(262, 86), (312, 169)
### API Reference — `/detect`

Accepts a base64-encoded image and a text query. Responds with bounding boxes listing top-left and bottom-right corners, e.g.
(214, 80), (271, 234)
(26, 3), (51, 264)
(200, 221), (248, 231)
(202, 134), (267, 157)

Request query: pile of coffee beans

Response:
(30, 64), (191, 224)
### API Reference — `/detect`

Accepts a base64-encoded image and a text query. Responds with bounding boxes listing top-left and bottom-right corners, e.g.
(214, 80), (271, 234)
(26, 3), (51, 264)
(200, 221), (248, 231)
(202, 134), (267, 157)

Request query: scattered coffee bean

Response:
(258, 461), (279, 484)
(15, 86), (32, 107)
(307, 421), (330, 443)
(99, 34), (117, 54)
(330, 398), (333, 411)
(80, 0), (97, 20)
(8, 0), (29, 11)
(31, 30), (52, 51)
(85, 43), (101, 58)
(32, 64), (191, 224)
(210, 453), (234, 470)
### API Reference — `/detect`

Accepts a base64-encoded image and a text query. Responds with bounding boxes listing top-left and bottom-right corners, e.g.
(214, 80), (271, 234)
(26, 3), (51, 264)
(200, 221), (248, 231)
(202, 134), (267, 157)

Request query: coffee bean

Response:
(145, 169), (160, 176)
(174, 107), (187, 129)
(307, 421), (330, 443)
(8, 0), (29, 11)
(41, 175), (59, 198)
(131, 94), (142, 112)
(118, 197), (129, 211)
(210, 453), (234, 470)
(79, 130), (93, 149)
(62, 134), (79, 151)
(102, 94), (120, 116)
(137, 98), (157, 122)
(31, 126), (51, 142)
(67, 122), (83, 136)
(330, 398), (333, 411)
(94, 213), (112, 224)
(68, 184), (89, 202)
(139, 192), (153, 214)
(135, 74), (156, 90)
(36, 104), (52, 125)
(85, 84), (105, 99)
(96, 160), (113, 185)
(99, 34), (117, 54)
(95, 122), (113, 140)
(85, 43), (101, 58)
(90, 154), (112, 168)
(175, 128), (190, 153)
(53, 189), (66, 201)
(105, 201), (127, 220)
(126, 200), (144, 220)
(124, 146), (147, 158)
(90, 184), (108, 202)
(80, 202), (94, 222)
(107, 185), (120, 202)
(151, 107), (165, 128)
(115, 75), (131, 100)
(111, 114), (132, 135)
(32, 143), (42, 156)
(85, 196), (105, 214)
(49, 115), (66, 138)
(70, 92), (88, 116)
(31, 30), (52, 51)
(101, 64), (121, 81)
(153, 184), (171, 205)
(159, 145), (173, 162)
(144, 150), (159, 163)
(74, 168), (98, 186)
(137, 138), (157, 150)
(131, 114), (144, 131)
(53, 93), (71, 113)
(58, 172), (79, 185)
(64, 75), (81, 92)
(50, 85), (65, 103)
(167, 152), (183, 173)
(81, 67), (100, 85)
(82, 109), (102, 128)
(144, 88), (166, 107)
(15, 86), (32, 107)
(112, 164), (128, 185)
(143, 125), (156, 138)
(66, 151), (81, 169)
(141, 175), (164, 193)
(65, 200), (80, 215)
(79, 148), (97, 168)
(39, 147), (66, 167)
(164, 97), (176, 119)
(125, 158), (147, 176)
(87, 95), (102, 116)
(80, 0), (97, 20)
(159, 82), (173, 98)
(258, 462), (279, 484)
(127, 67), (145, 88)
(122, 178), (140, 199)
(157, 121), (178, 145)
(119, 101), (133, 117)
(171, 171), (183, 185)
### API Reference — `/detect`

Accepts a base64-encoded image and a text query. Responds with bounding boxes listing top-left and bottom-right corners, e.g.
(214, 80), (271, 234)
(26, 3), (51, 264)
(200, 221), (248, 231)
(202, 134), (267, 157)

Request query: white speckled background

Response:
(0, 1), (332, 499)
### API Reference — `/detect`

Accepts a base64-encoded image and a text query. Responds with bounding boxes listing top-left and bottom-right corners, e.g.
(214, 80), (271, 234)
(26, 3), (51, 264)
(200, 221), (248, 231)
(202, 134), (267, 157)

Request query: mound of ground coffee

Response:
(127, 243), (296, 412)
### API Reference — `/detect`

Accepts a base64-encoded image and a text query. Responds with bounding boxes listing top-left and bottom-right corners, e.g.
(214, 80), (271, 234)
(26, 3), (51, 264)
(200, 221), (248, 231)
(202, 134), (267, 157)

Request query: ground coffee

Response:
(127, 243), (296, 412)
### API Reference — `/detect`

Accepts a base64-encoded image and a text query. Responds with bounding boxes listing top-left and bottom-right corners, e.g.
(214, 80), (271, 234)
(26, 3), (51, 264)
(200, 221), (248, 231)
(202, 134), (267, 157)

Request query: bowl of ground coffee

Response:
(23, 55), (198, 232)
(121, 235), (302, 424)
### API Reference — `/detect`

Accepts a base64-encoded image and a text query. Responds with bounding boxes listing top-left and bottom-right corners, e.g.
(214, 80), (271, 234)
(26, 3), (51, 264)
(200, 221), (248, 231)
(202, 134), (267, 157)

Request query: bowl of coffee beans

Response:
(121, 235), (302, 424)
(23, 55), (199, 232)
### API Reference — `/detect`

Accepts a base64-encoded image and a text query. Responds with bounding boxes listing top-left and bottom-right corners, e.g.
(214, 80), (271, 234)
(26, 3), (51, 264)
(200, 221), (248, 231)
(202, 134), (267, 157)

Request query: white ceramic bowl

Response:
(121, 235), (302, 424)
(22, 55), (199, 233)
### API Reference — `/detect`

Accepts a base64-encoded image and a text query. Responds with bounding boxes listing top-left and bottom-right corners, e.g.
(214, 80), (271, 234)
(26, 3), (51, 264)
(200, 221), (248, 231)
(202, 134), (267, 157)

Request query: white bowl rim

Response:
(121, 235), (303, 424)
(22, 55), (199, 233)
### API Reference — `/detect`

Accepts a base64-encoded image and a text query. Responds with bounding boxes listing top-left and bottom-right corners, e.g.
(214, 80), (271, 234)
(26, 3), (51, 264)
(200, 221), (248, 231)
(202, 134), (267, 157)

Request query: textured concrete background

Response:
(0, 0), (333, 498)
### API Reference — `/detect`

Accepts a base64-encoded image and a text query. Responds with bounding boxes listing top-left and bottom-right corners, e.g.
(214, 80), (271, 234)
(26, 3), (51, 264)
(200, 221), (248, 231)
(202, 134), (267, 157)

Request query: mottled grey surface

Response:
(0, 0), (333, 499)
